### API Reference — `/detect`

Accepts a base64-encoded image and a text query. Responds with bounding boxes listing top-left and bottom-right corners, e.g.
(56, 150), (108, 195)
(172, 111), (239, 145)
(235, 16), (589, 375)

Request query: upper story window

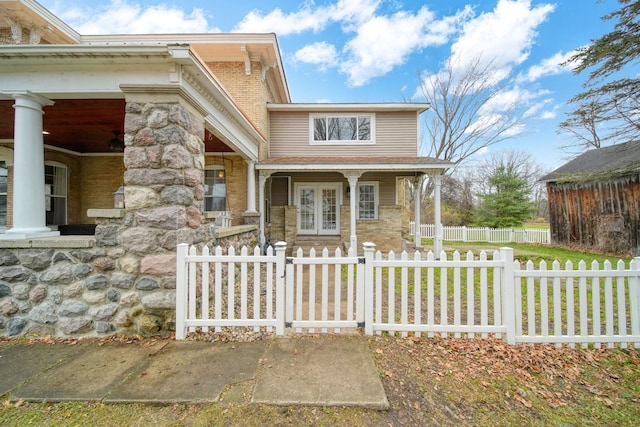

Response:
(311, 114), (374, 144)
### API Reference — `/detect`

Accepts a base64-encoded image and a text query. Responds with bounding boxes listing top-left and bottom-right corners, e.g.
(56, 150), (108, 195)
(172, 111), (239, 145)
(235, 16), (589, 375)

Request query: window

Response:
(204, 167), (227, 211)
(45, 162), (67, 225)
(357, 182), (378, 220)
(311, 114), (374, 143)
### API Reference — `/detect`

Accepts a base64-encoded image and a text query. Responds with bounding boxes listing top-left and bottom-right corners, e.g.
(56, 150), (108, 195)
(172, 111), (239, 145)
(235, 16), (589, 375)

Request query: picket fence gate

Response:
(410, 222), (551, 244)
(175, 242), (640, 348)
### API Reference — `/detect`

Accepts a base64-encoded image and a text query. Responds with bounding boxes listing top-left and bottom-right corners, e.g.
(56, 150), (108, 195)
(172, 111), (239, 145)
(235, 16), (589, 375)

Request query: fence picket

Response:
(604, 260), (614, 349)
(414, 251), (422, 338)
(578, 260), (588, 348)
(592, 260), (601, 348)
(295, 247), (303, 332)
(616, 260), (627, 349)
(308, 248), (317, 333)
(334, 247), (342, 333)
(401, 251), (409, 338)
(188, 245), (197, 333)
(466, 251), (475, 339)
(375, 250), (383, 335)
(440, 251), (448, 338)
(480, 251), (488, 339)
(453, 251), (461, 338)
(214, 246), (222, 332)
(388, 251), (396, 332)
(539, 260), (548, 340)
(552, 260), (561, 348)
(253, 246), (261, 332)
(321, 248), (329, 333)
(201, 246), (210, 333)
(492, 250), (502, 339)
(566, 261), (575, 349)
(526, 260), (536, 337)
(427, 251), (435, 338)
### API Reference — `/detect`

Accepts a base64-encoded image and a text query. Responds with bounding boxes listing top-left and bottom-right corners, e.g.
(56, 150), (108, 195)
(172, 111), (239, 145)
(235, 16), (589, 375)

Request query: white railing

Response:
(410, 222), (551, 244)
(176, 242), (640, 348)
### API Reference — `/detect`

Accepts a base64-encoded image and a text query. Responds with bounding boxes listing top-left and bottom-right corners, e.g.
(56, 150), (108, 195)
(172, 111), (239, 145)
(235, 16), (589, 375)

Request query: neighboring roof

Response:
(267, 103), (430, 113)
(0, 0), (81, 44)
(540, 140), (640, 183)
(256, 156), (452, 172)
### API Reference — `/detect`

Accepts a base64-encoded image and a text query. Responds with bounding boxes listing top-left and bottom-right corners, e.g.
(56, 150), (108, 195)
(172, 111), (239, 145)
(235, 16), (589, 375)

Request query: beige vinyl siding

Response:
(269, 111), (418, 157)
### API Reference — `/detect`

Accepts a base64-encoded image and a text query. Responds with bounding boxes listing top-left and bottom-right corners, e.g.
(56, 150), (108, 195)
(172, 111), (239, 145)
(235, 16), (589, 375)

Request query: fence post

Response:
(500, 247), (516, 345)
(175, 243), (189, 340)
(363, 242), (376, 336)
(274, 241), (287, 336)
(630, 257), (640, 346)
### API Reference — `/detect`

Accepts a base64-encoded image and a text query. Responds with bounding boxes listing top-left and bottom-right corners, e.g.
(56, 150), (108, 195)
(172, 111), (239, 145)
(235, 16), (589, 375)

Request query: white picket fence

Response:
(410, 222), (551, 244)
(176, 243), (640, 348)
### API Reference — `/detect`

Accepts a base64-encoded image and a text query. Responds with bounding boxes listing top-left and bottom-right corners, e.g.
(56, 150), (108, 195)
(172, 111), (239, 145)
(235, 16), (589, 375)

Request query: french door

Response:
(296, 183), (341, 235)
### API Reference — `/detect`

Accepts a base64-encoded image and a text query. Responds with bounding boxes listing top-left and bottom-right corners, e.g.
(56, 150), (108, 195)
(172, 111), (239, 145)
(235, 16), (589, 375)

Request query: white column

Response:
(347, 174), (359, 251)
(414, 176), (421, 248)
(245, 159), (257, 213)
(3, 92), (59, 239)
(258, 171), (271, 246)
(434, 173), (443, 257)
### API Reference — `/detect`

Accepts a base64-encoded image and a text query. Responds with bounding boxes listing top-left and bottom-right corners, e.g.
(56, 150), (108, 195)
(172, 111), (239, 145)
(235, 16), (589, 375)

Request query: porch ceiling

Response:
(0, 98), (232, 154)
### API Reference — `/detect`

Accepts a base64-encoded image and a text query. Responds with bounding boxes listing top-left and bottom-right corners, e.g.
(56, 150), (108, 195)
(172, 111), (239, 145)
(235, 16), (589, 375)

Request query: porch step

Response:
(291, 236), (345, 254)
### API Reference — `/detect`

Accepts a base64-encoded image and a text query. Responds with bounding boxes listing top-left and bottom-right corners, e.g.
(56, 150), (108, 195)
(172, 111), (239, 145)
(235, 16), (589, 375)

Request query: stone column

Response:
(120, 98), (208, 335)
(3, 92), (59, 239)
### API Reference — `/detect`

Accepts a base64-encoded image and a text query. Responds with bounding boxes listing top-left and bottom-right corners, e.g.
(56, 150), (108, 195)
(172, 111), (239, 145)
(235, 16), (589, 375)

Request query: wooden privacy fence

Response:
(175, 242), (640, 348)
(410, 222), (551, 244)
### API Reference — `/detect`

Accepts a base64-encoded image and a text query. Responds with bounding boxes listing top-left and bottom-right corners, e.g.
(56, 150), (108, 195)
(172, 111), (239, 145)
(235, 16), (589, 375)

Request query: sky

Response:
(39, 0), (622, 172)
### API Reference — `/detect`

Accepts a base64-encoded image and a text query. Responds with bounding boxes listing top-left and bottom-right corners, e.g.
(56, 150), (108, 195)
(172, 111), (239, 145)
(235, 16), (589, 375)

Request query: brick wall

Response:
(79, 156), (125, 223)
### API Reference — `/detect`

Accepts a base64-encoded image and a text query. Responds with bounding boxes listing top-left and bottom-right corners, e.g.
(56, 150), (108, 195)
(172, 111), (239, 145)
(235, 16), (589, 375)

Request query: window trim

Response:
(356, 181), (379, 220)
(309, 113), (376, 145)
(44, 161), (68, 226)
(204, 165), (227, 212)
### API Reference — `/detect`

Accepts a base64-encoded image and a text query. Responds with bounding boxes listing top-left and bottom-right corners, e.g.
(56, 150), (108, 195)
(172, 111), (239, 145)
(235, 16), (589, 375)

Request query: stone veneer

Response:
(0, 100), (258, 338)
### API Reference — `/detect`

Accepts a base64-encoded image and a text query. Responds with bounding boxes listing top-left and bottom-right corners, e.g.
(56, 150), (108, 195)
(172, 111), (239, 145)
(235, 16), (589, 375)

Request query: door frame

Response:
(294, 182), (342, 236)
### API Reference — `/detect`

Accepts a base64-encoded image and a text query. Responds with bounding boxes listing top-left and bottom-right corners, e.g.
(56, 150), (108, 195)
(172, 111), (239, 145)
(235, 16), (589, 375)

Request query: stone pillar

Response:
(3, 92), (59, 239)
(120, 99), (208, 334)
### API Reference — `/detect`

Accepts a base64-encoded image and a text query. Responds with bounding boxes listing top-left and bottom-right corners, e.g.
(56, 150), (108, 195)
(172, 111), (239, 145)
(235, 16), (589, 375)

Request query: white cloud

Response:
(450, 0), (555, 81)
(233, 4), (330, 35)
(52, 0), (216, 34)
(522, 50), (575, 82)
(293, 42), (338, 71)
(341, 6), (471, 87)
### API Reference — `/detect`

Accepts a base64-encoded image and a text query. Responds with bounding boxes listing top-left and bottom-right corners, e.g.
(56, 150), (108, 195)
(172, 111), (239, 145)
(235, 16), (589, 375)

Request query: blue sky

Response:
(39, 0), (621, 172)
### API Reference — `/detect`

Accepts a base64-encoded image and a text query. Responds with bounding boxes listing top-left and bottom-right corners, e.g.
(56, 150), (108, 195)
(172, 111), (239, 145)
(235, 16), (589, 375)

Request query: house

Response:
(540, 140), (640, 255)
(0, 0), (451, 337)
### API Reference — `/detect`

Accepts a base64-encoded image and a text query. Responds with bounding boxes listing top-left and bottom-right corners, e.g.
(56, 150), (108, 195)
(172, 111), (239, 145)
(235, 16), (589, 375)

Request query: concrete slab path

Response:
(0, 335), (388, 409)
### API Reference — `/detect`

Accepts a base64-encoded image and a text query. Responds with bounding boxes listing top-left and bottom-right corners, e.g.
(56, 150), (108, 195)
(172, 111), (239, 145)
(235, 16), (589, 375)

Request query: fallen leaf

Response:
(385, 370), (393, 377)
(294, 348), (299, 355)
(375, 348), (384, 354)
(2, 400), (10, 408)
(140, 371), (148, 378)
(413, 402), (420, 410)
(14, 398), (25, 408)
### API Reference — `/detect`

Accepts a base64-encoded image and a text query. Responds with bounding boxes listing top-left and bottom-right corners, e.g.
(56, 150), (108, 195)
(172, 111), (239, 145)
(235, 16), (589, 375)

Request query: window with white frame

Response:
(311, 114), (374, 144)
(45, 162), (67, 225)
(0, 161), (7, 228)
(204, 166), (227, 211)
(357, 182), (378, 220)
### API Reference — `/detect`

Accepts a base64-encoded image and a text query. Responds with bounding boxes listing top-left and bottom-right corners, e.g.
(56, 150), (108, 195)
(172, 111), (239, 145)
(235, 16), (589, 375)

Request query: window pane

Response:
(358, 184), (376, 219)
(328, 117), (357, 140)
(358, 117), (371, 140)
(205, 169), (227, 211)
(314, 118), (326, 141)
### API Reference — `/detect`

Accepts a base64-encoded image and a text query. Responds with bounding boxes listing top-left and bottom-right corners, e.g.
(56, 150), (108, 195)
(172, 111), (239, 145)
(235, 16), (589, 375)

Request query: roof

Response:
(256, 156), (453, 173)
(540, 140), (640, 183)
(268, 103), (430, 113)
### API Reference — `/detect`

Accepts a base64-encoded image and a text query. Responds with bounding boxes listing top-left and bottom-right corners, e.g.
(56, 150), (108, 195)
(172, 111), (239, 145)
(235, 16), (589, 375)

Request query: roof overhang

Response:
(256, 156), (452, 174)
(267, 103), (430, 113)
(0, 43), (266, 159)
(0, 0), (81, 44)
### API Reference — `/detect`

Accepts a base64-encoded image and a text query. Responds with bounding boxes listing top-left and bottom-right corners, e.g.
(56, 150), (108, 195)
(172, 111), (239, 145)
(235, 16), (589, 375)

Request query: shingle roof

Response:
(539, 140), (640, 183)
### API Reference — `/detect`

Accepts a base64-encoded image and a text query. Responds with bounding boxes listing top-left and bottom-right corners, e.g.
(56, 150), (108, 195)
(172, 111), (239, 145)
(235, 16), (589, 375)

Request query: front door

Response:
(296, 184), (341, 235)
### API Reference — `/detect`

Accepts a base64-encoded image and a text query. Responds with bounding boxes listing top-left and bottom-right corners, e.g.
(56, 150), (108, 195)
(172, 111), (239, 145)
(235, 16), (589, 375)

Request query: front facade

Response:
(0, 0), (450, 337)
(540, 140), (640, 255)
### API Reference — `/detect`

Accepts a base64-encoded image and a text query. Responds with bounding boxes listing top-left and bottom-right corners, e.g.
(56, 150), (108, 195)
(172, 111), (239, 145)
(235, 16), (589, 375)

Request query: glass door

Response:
(296, 184), (341, 235)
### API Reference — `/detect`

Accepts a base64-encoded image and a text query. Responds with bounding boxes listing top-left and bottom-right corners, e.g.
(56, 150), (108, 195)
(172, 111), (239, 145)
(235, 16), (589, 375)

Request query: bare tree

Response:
(418, 56), (526, 171)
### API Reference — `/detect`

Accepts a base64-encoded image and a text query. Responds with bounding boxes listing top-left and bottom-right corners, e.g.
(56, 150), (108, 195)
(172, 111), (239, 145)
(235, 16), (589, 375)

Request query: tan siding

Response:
(269, 111), (418, 158)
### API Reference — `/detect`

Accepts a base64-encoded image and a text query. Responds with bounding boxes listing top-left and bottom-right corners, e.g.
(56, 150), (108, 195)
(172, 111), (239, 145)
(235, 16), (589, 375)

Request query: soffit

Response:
(0, 0), (80, 44)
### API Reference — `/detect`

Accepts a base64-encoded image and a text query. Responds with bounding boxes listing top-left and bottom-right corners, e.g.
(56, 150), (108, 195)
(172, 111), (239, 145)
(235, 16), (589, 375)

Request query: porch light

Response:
(109, 131), (124, 152)
(113, 185), (125, 209)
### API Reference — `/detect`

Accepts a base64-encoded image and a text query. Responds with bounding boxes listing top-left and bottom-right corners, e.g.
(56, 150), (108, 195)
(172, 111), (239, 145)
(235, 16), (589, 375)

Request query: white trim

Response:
(268, 103), (430, 112)
(44, 161), (68, 226)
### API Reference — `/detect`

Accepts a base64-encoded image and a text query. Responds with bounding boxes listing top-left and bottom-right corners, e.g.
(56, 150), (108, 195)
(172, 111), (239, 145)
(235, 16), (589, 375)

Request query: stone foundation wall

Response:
(0, 225), (258, 338)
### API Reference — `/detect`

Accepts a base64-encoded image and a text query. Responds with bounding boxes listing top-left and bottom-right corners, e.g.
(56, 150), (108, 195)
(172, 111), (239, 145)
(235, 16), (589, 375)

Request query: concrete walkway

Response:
(0, 335), (388, 409)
